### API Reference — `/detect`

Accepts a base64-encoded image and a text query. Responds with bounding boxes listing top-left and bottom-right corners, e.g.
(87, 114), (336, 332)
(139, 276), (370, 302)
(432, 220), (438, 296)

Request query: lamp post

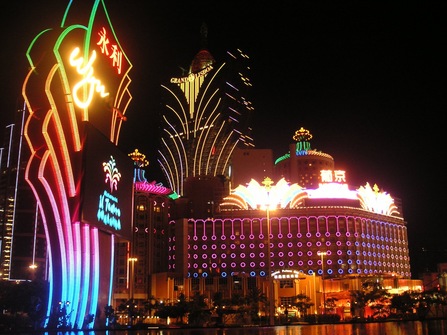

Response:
(128, 258), (138, 301)
(128, 257), (138, 326)
(317, 251), (327, 314)
(262, 177), (275, 326)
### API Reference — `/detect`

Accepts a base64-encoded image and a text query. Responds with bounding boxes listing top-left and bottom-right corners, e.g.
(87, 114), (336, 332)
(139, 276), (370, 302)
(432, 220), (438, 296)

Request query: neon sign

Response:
(97, 191), (121, 230)
(170, 65), (213, 84)
(97, 156), (122, 230)
(320, 169), (346, 183)
(97, 27), (123, 74)
(22, 0), (133, 327)
(69, 47), (109, 108)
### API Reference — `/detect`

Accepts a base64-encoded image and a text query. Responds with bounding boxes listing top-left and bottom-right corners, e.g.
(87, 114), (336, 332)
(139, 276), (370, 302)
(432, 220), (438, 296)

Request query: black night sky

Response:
(1, 1), (445, 277)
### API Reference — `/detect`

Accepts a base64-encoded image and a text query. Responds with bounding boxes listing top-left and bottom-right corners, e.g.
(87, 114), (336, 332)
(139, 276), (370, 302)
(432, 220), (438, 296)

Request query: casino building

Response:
(162, 128), (421, 320)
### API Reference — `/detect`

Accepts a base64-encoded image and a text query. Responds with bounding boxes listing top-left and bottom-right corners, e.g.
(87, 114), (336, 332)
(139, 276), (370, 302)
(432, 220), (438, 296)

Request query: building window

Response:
(233, 276), (242, 291)
(280, 279), (294, 288)
(191, 278), (199, 292)
(280, 297), (294, 307)
(218, 277), (228, 294)
(247, 277), (257, 290)
(174, 277), (184, 286)
(205, 277), (214, 289)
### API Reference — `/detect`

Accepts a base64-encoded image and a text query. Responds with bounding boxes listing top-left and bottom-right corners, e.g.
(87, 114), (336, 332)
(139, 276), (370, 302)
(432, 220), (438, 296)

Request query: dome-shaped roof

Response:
(190, 49), (215, 73)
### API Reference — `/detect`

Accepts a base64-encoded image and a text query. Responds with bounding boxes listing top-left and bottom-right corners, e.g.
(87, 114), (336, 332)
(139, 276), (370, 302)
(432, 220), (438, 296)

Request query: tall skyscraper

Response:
(158, 24), (255, 201)
(0, 107), (47, 282)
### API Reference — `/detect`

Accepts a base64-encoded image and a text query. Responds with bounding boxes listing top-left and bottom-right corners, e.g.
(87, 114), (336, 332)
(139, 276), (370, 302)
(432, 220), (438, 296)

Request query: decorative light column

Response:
(317, 251), (327, 314)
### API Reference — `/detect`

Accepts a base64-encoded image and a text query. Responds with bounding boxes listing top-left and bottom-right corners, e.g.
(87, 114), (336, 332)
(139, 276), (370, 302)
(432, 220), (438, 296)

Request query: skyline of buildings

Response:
(111, 28), (422, 323)
(0, 0), (445, 329)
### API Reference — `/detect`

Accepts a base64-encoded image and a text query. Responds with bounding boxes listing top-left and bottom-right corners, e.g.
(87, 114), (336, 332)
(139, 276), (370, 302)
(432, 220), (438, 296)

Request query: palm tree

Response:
(292, 293), (314, 318)
(143, 296), (158, 317)
(245, 287), (267, 324)
(351, 278), (391, 320)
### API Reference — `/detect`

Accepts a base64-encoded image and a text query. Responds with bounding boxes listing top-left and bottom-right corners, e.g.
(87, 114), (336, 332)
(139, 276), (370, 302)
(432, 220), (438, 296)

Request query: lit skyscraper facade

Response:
(159, 25), (254, 198)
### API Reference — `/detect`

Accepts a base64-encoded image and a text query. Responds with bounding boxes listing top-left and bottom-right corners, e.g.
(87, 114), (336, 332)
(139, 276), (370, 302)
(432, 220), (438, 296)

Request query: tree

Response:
(117, 300), (139, 326)
(292, 293), (314, 317)
(350, 289), (368, 319)
(350, 278), (392, 320)
(143, 296), (159, 317)
(155, 293), (189, 324)
(245, 287), (267, 323)
(104, 305), (116, 327)
(187, 292), (211, 326)
(390, 291), (417, 319)
(325, 297), (338, 313)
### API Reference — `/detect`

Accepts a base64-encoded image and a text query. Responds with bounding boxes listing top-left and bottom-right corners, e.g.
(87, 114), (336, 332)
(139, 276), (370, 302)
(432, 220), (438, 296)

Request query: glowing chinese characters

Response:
(97, 27), (123, 74)
(320, 169), (346, 183)
(69, 47), (109, 108)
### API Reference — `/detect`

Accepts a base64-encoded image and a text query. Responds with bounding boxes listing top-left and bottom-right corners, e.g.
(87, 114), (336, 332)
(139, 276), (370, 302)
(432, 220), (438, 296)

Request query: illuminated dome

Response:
(274, 127), (334, 189)
(190, 49), (215, 73)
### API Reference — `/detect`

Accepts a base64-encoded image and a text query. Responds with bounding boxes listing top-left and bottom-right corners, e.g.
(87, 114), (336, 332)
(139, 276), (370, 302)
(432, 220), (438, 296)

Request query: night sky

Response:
(1, 1), (445, 277)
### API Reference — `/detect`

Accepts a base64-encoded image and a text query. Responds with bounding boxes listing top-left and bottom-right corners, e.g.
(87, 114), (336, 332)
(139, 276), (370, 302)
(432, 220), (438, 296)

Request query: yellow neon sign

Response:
(69, 47), (109, 108)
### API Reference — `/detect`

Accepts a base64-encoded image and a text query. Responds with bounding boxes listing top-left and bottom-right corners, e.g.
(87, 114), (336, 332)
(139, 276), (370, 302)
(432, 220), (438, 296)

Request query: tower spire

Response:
(200, 22), (208, 49)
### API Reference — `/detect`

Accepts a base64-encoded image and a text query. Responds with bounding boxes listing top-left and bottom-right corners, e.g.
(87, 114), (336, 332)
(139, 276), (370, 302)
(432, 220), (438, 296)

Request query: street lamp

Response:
(29, 203), (39, 273)
(317, 251), (327, 314)
(128, 257), (138, 326)
(262, 177), (275, 326)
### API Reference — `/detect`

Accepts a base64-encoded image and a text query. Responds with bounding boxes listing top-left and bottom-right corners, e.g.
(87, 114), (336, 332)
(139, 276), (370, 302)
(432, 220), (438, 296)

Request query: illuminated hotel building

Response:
(165, 128), (421, 318)
(113, 150), (174, 309)
(158, 24), (255, 201)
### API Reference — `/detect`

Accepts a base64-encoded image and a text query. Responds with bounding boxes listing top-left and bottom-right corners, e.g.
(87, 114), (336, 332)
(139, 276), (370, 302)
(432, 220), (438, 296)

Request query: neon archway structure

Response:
(22, 0), (133, 329)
